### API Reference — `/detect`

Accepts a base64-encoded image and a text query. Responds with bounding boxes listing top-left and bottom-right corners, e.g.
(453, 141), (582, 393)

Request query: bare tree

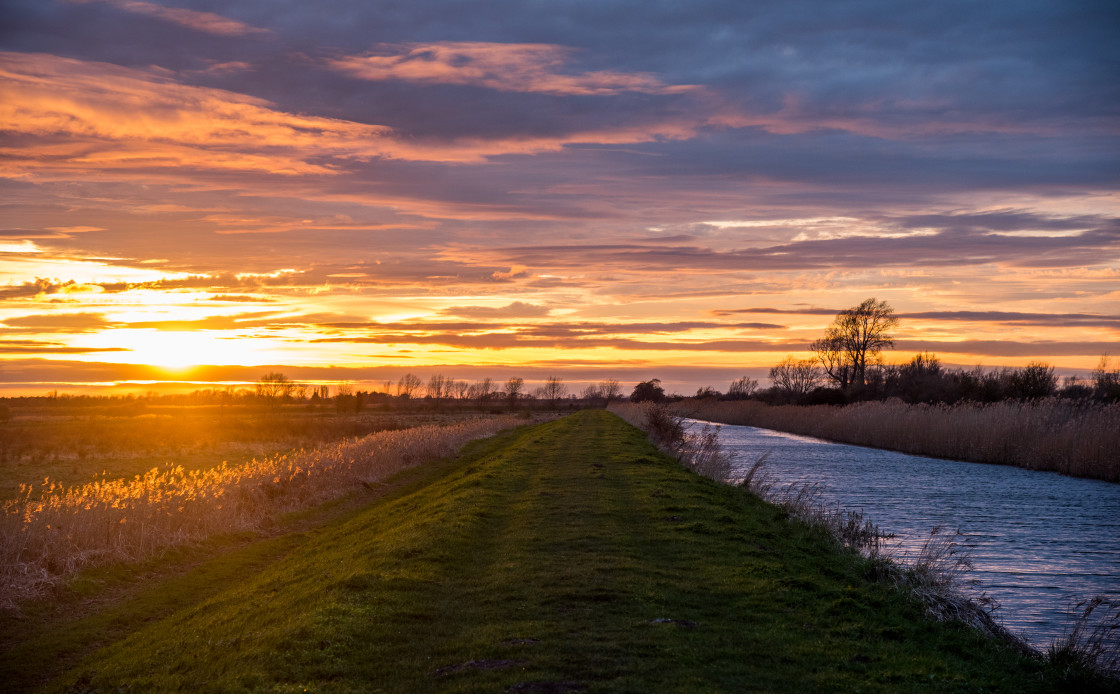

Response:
(1092, 354), (1120, 401)
(768, 357), (821, 398)
(539, 376), (566, 409)
(810, 334), (852, 390)
(728, 376), (759, 399)
(505, 377), (524, 410)
(426, 373), (447, 401)
(453, 379), (470, 401)
(396, 373), (422, 399)
(598, 378), (622, 403)
(468, 377), (494, 404)
(256, 372), (294, 403)
(812, 298), (898, 390)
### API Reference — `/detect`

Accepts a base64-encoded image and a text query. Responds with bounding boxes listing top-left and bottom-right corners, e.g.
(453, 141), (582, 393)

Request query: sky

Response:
(1, 0), (1118, 396)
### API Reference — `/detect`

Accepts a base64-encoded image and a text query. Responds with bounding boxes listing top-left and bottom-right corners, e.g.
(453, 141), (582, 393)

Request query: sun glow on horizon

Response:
(79, 330), (271, 369)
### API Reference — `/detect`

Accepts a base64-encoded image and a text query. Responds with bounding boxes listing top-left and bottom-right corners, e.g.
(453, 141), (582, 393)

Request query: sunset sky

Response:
(1, 1), (1118, 396)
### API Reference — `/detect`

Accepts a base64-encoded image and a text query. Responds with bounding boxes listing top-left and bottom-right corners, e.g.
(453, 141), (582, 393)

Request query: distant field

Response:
(2, 411), (1108, 692)
(0, 404), (487, 496)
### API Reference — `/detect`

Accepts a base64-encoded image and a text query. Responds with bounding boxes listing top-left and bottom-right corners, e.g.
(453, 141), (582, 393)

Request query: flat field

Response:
(1, 410), (1105, 692)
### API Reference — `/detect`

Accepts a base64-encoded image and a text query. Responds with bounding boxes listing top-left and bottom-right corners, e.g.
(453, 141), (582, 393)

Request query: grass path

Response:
(1, 410), (1099, 692)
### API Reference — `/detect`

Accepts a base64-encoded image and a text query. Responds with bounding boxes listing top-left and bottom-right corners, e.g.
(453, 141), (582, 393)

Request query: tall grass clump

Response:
(1, 416), (520, 607)
(679, 398), (1120, 482)
(1048, 597), (1120, 678)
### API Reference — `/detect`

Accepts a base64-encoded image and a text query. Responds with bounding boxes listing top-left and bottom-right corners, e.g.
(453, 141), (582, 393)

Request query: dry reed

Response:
(1, 416), (520, 607)
(677, 399), (1120, 482)
(1049, 597), (1120, 677)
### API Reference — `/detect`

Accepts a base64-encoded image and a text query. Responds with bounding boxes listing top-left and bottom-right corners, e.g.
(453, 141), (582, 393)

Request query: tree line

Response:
(630, 299), (1120, 406)
(253, 373), (613, 411)
(1, 374), (628, 415)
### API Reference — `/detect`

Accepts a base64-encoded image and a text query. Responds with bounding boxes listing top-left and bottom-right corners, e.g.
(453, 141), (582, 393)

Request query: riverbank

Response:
(1, 411), (1106, 692)
(673, 398), (1120, 483)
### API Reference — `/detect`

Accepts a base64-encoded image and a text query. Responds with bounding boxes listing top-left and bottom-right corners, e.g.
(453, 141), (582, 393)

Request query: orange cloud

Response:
(0, 52), (396, 177)
(68, 0), (269, 36)
(0, 51), (724, 186)
(329, 42), (696, 96)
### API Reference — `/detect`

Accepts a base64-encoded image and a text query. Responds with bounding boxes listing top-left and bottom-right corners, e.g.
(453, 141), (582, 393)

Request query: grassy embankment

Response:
(2, 410), (1104, 693)
(675, 399), (1120, 483)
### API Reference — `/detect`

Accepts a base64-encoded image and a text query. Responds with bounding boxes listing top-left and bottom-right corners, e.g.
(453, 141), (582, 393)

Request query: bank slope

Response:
(32, 410), (1090, 692)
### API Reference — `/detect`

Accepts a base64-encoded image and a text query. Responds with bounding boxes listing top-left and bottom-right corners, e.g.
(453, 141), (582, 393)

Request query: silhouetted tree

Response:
(256, 372), (294, 404)
(468, 377), (495, 405)
(334, 383), (355, 412)
(811, 298), (898, 391)
(396, 373), (422, 399)
(1007, 362), (1057, 400)
(426, 374), (447, 401)
(891, 352), (946, 403)
(541, 375), (566, 409)
(727, 376), (759, 400)
(599, 378), (622, 403)
(505, 377), (524, 410)
(768, 356), (821, 401)
(630, 379), (666, 403)
(1093, 354), (1120, 401)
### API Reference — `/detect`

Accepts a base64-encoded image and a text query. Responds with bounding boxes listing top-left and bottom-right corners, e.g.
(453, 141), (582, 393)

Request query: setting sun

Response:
(82, 330), (266, 369)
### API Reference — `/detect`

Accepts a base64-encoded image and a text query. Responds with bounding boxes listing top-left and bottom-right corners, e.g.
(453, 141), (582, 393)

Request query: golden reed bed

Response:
(1, 416), (520, 607)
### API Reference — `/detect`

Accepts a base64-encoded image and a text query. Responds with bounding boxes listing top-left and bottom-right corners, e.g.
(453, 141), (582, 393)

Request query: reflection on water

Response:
(698, 420), (1120, 646)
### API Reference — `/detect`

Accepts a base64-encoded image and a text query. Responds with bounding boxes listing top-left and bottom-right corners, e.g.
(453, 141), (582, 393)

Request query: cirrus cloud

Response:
(328, 42), (696, 96)
(67, 0), (270, 37)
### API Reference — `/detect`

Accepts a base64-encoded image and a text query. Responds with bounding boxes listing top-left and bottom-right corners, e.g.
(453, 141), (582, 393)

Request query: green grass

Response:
(1, 410), (1105, 692)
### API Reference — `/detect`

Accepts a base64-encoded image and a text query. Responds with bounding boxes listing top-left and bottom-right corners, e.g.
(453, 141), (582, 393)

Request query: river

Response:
(696, 420), (1120, 648)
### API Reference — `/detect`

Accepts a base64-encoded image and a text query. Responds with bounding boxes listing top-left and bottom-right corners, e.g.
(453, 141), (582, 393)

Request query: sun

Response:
(105, 330), (263, 369)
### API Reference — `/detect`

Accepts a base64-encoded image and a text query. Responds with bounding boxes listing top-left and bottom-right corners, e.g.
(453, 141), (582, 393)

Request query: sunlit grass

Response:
(1, 416), (521, 606)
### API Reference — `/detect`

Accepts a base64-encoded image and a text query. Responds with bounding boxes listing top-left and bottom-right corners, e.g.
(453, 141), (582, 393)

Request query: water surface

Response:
(696, 420), (1120, 646)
